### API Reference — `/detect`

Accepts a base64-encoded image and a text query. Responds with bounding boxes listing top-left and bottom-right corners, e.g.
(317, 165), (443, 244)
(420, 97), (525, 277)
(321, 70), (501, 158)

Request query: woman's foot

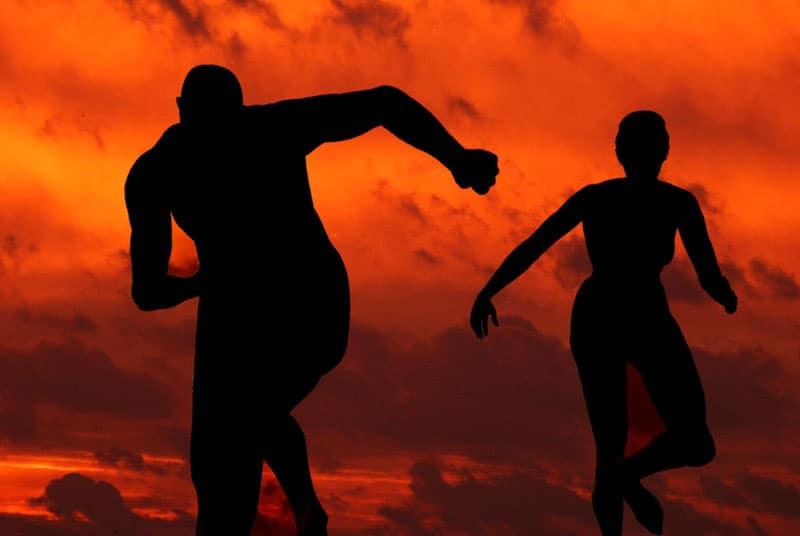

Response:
(296, 504), (328, 536)
(624, 481), (663, 535)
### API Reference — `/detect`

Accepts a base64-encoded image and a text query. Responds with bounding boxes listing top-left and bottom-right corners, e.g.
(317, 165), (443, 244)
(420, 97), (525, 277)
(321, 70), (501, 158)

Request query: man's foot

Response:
(592, 468), (624, 536)
(624, 481), (663, 535)
(296, 505), (328, 536)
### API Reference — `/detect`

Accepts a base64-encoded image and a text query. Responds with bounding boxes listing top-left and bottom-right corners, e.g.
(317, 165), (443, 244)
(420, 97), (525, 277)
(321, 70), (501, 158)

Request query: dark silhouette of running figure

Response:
(470, 111), (737, 536)
(124, 64), (498, 536)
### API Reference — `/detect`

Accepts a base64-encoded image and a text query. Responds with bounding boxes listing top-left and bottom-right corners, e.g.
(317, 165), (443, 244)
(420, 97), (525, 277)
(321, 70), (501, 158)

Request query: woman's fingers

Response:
(489, 303), (499, 326)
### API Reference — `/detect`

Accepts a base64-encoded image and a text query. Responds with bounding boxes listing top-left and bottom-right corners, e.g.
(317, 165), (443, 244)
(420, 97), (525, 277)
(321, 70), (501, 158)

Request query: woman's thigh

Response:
(629, 315), (708, 433)
(570, 284), (629, 461)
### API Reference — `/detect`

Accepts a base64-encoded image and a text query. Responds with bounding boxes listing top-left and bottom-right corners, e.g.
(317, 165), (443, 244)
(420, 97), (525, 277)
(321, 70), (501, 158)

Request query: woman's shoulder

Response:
(654, 180), (698, 205)
(573, 178), (626, 199)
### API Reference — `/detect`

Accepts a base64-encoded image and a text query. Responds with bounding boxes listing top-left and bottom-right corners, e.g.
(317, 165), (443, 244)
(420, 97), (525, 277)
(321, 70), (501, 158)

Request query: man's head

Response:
(615, 110), (669, 179)
(176, 64), (243, 128)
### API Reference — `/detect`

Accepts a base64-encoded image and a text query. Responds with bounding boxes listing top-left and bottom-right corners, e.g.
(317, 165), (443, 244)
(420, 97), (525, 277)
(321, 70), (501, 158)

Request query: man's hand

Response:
(452, 149), (499, 195)
(470, 293), (499, 339)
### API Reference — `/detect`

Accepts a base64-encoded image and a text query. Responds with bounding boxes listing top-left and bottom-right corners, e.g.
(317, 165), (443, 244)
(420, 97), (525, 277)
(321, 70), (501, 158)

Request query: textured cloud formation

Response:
(375, 459), (594, 535)
(302, 319), (592, 468)
(0, 1), (798, 533)
(94, 447), (146, 471)
(330, 0), (411, 47)
(371, 459), (762, 535)
(0, 340), (173, 444)
(488, 0), (581, 51)
(749, 259), (800, 300)
(0, 472), (194, 536)
(701, 473), (800, 519)
(121, 0), (211, 39)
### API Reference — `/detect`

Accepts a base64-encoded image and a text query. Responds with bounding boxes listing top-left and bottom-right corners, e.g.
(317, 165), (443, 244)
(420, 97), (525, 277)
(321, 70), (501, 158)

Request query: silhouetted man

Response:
(125, 64), (498, 535)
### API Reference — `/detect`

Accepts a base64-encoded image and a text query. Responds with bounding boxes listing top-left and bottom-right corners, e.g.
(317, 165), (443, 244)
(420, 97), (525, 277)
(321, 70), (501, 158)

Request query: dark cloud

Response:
(447, 96), (483, 121)
(700, 475), (749, 509)
(551, 234), (590, 289)
(661, 257), (706, 303)
(301, 319), (591, 468)
(374, 459), (594, 535)
(0, 339), (173, 444)
(373, 181), (428, 225)
(330, 0), (411, 47)
(656, 83), (800, 167)
(0, 233), (39, 276)
(701, 472), (800, 520)
(93, 446), (179, 476)
(122, 0), (211, 39)
(364, 183), (498, 275)
(737, 472), (800, 519)
(747, 516), (770, 536)
(548, 234), (755, 306)
(227, 30), (248, 59)
(94, 446), (145, 471)
(36, 113), (106, 149)
(685, 183), (722, 216)
(161, 0), (210, 37)
(30, 473), (135, 527)
(413, 248), (440, 265)
(14, 307), (97, 334)
(657, 497), (749, 536)
(488, 0), (581, 51)
(9, 472), (196, 536)
(749, 259), (800, 300)
(550, 236), (710, 302)
(372, 461), (768, 535)
(228, 0), (285, 29)
(696, 346), (797, 441)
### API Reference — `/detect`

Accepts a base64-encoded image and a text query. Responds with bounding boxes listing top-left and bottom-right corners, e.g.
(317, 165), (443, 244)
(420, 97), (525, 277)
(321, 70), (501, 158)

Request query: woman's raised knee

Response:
(677, 427), (715, 467)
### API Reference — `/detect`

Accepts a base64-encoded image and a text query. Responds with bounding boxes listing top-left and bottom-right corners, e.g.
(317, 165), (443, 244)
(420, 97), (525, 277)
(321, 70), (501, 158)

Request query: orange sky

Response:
(1, 1), (799, 535)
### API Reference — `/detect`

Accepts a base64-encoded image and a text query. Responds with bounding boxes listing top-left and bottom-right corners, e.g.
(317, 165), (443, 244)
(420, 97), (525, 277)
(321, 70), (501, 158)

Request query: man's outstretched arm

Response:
(271, 86), (498, 194)
(124, 155), (201, 311)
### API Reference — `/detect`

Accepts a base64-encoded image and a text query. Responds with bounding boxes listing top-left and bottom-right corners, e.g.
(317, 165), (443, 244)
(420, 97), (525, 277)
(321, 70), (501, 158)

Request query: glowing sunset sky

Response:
(0, 0), (798, 534)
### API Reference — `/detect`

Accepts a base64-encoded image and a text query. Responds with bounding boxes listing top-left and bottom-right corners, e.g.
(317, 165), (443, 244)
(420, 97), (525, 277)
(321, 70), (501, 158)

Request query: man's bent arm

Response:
(275, 86), (463, 167)
(125, 156), (201, 311)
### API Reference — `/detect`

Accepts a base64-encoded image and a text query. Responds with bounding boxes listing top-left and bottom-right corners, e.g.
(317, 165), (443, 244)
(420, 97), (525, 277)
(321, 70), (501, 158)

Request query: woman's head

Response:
(615, 111), (669, 179)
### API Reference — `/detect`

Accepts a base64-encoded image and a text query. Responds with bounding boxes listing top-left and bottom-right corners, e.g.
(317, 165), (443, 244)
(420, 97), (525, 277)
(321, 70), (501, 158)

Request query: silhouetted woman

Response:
(470, 111), (737, 536)
(125, 65), (499, 536)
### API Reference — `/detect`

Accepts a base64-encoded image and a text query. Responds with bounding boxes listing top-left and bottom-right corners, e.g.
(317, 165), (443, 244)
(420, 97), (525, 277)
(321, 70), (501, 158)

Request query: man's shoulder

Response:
(125, 125), (181, 204)
(128, 125), (181, 175)
(242, 102), (293, 126)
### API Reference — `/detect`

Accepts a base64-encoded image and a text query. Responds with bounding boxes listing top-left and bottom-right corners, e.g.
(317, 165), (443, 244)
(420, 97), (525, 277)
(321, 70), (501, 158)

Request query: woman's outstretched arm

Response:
(470, 187), (588, 338)
(678, 191), (737, 313)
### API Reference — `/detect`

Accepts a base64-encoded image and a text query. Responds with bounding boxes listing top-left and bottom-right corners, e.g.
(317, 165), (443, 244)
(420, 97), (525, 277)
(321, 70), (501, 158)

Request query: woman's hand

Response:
(722, 288), (737, 314)
(470, 293), (499, 339)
